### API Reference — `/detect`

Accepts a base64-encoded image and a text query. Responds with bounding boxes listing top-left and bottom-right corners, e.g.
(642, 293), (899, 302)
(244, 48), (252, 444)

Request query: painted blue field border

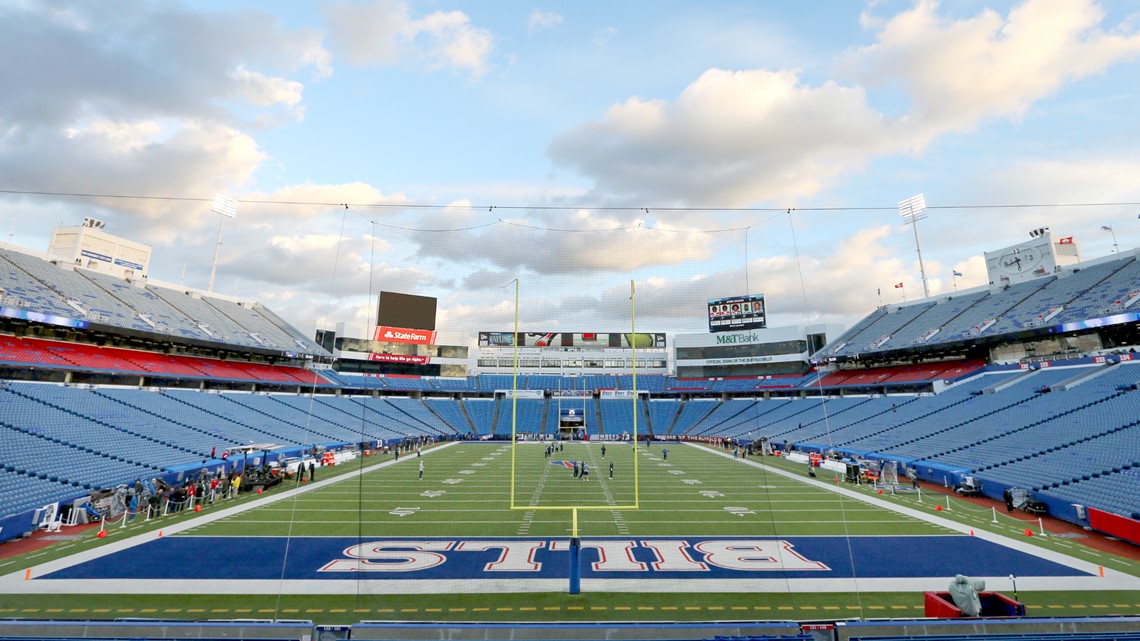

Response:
(40, 535), (1087, 581)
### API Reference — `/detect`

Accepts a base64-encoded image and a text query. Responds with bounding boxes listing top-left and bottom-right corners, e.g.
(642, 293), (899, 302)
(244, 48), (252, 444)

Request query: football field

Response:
(2, 441), (1139, 622)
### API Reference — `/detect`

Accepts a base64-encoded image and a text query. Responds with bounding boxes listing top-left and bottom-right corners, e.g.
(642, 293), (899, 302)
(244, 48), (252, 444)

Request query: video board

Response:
(707, 294), (766, 333)
(478, 332), (666, 348)
(376, 291), (437, 331)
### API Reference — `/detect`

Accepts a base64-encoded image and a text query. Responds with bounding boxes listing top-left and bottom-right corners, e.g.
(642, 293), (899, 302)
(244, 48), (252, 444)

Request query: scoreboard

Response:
(707, 294), (766, 333)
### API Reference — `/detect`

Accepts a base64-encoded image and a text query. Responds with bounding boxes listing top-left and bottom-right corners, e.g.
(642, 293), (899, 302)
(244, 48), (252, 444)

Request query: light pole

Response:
(1102, 225), (1119, 253)
(899, 194), (930, 299)
(208, 193), (238, 292)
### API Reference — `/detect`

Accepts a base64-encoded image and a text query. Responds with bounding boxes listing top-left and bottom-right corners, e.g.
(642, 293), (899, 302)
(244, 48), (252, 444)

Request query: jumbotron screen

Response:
(707, 294), (766, 332)
(376, 291), (437, 331)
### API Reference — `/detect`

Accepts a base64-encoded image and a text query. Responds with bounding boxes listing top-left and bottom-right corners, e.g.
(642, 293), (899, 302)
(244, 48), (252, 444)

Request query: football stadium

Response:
(4, 3), (1140, 641)
(0, 219), (1139, 641)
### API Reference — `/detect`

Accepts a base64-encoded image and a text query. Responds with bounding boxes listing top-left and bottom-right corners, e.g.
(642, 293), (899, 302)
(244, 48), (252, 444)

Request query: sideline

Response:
(686, 442), (1140, 591)
(0, 441), (459, 590)
(4, 442), (1138, 595)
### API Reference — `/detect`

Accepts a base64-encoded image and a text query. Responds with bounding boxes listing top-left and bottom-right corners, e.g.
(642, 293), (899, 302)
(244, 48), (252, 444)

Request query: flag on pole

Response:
(894, 282), (904, 288)
(952, 270), (963, 277)
(1102, 225), (1114, 231)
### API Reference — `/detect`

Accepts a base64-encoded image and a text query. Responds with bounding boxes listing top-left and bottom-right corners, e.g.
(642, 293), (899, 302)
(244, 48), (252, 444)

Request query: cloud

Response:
(549, 68), (892, 206)
(0, 2), (329, 130)
(593, 27), (618, 47)
(0, 1), (331, 245)
(843, 0), (1140, 142)
(549, 0), (1140, 207)
(528, 10), (562, 35)
(407, 212), (723, 275)
(0, 119), (265, 230)
(324, 0), (494, 79)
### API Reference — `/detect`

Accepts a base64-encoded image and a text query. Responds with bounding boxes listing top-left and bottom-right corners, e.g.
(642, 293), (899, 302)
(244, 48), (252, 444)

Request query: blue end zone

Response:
(41, 535), (1087, 581)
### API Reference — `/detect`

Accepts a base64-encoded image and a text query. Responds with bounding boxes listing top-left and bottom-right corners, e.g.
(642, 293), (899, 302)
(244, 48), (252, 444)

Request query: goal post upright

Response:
(631, 279), (640, 509)
(509, 278), (519, 511)
(507, 278), (641, 512)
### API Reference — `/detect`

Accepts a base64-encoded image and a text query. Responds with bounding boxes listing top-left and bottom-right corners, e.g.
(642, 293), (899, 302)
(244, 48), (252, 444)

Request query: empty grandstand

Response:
(3, 241), (1140, 538)
(0, 229), (1138, 640)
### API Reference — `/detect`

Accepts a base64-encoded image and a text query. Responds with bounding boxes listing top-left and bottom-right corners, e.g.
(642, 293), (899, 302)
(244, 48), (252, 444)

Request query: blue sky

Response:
(1, 0), (1138, 345)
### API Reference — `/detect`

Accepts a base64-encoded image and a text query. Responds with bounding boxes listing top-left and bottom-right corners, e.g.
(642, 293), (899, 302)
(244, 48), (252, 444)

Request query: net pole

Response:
(631, 280), (639, 507)
(569, 507), (581, 594)
(509, 279), (519, 510)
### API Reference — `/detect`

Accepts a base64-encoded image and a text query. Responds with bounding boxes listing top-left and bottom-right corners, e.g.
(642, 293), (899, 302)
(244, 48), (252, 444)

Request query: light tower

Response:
(208, 193), (238, 292)
(899, 193), (930, 299)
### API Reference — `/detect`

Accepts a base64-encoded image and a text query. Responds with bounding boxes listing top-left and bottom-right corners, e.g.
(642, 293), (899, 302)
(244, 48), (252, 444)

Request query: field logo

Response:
(318, 539), (829, 575)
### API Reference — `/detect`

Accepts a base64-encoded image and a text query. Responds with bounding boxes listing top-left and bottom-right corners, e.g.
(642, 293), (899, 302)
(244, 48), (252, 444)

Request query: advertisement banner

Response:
(373, 325), (437, 345)
(368, 353), (430, 365)
(478, 332), (666, 348)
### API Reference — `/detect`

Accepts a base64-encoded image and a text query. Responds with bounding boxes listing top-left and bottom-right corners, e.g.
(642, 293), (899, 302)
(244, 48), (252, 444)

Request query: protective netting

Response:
(363, 218), (752, 345)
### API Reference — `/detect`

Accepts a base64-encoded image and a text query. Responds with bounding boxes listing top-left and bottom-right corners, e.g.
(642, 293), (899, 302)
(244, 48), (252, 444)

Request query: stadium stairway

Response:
(873, 388), (1043, 457)
(921, 389), (1132, 462)
(774, 396), (922, 446)
(308, 396), (401, 441)
(423, 398), (474, 434)
(974, 417), (1139, 476)
(1, 384), (199, 467)
(809, 377), (1002, 451)
(267, 394), (371, 436)
(307, 396), (421, 442)
(226, 392), (378, 442)
(158, 390), (307, 447)
(92, 388), (242, 453)
(0, 418), (158, 489)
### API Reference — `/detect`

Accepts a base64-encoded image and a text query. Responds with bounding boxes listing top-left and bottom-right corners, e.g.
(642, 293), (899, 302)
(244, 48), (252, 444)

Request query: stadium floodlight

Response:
(207, 193), (239, 293)
(1102, 224), (1119, 253)
(898, 194), (930, 298)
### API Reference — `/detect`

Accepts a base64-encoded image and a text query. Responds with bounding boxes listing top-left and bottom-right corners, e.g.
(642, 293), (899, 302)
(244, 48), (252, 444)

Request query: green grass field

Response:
(2, 441), (1138, 624)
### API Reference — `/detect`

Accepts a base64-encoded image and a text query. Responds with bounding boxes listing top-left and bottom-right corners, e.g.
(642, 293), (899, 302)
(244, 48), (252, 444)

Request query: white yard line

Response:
(3, 441), (1138, 595)
(686, 442), (1140, 590)
(0, 442), (458, 590)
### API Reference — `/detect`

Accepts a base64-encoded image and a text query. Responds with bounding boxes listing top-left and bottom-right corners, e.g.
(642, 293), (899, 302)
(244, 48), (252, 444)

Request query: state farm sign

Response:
(373, 325), (437, 345)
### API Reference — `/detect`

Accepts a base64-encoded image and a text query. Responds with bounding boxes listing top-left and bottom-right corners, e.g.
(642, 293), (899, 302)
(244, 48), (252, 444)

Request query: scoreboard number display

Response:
(707, 294), (766, 333)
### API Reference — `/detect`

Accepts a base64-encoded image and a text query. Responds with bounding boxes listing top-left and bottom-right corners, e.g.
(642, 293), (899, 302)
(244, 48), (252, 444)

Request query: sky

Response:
(1, 0), (1139, 347)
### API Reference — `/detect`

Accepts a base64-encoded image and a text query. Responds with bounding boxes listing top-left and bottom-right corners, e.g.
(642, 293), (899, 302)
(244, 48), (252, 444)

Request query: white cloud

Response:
(842, 0), (1140, 142)
(231, 67), (305, 108)
(409, 211), (722, 275)
(550, 0), (1140, 207)
(528, 10), (562, 35)
(549, 68), (892, 206)
(593, 26), (618, 47)
(324, 0), (494, 79)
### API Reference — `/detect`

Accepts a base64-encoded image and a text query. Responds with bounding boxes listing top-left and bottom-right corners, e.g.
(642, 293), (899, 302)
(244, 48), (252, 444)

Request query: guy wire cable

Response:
(271, 204), (352, 617)
(788, 208), (867, 618)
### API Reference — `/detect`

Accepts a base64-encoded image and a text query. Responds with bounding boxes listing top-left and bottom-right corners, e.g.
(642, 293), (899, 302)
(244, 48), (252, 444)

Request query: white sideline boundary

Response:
(687, 442), (1140, 591)
(0, 441), (462, 593)
(1, 441), (1137, 595)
